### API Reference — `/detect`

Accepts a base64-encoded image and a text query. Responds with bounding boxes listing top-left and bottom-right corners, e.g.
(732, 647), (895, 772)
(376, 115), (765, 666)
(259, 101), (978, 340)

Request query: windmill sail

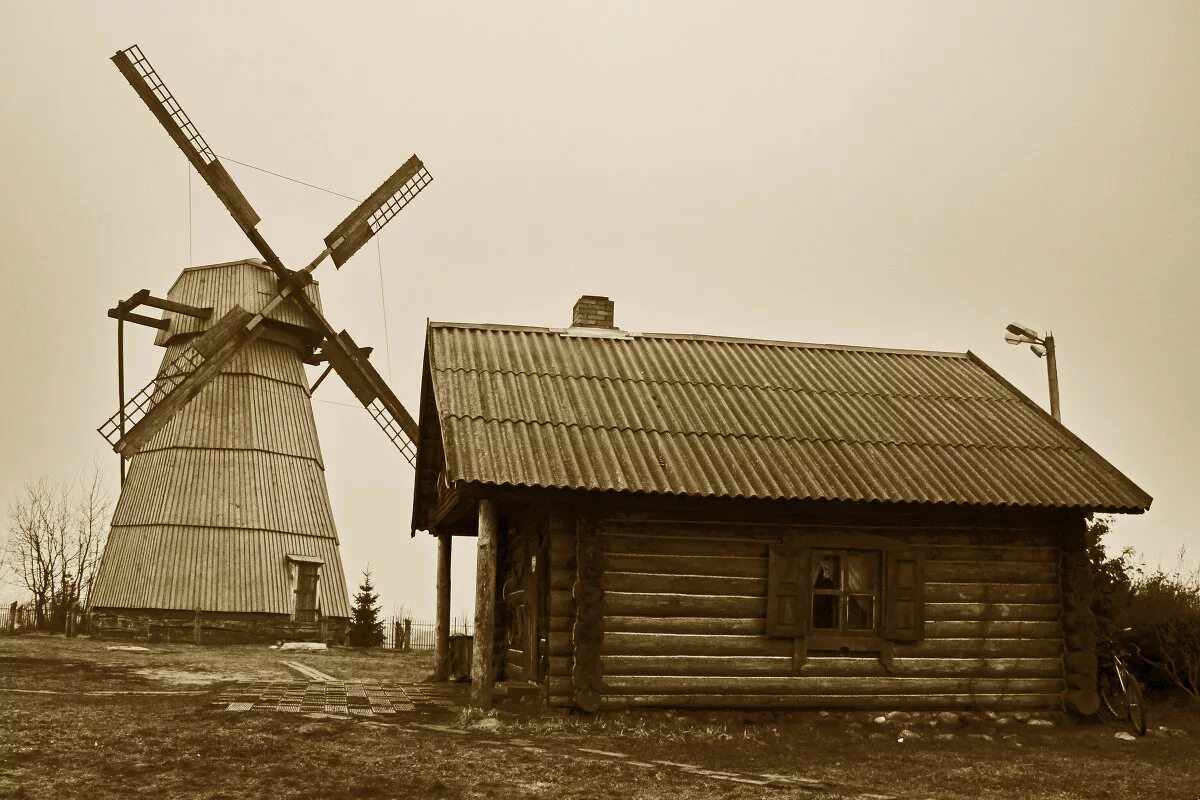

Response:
(324, 155), (432, 268)
(111, 46), (261, 233)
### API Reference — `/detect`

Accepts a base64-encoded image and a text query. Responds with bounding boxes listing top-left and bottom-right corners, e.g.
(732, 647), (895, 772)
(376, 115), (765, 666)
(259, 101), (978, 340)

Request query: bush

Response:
(1127, 556), (1200, 702)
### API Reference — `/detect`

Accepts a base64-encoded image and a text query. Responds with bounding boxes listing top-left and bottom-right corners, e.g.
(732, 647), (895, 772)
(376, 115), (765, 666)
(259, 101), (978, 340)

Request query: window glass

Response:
(812, 594), (838, 629)
(847, 595), (874, 630)
(845, 554), (877, 592)
(812, 554), (841, 589)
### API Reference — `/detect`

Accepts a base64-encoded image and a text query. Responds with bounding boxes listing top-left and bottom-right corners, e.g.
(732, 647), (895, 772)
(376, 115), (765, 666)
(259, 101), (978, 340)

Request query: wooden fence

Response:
(383, 616), (472, 651)
(0, 607), (38, 635)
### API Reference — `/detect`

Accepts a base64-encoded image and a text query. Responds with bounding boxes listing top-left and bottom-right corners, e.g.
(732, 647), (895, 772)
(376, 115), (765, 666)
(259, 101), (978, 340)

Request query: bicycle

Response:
(1098, 629), (1147, 736)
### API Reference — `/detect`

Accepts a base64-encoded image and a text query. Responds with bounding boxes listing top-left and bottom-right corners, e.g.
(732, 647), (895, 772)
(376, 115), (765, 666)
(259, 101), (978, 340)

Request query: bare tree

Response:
(3, 466), (111, 631)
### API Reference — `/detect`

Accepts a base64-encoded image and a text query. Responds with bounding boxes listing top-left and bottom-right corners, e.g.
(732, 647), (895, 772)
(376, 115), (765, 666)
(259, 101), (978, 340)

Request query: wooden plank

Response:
(602, 675), (1064, 695)
(925, 620), (1062, 639)
(600, 522), (1056, 548)
(891, 638), (1063, 659)
(925, 602), (1061, 622)
(603, 632), (792, 657)
(604, 552), (767, 579)
(924, 561), (1058, 582)
(604, 616), (766, 635)
(599, 693), (1064, 711)
(605, 592), (766, 618)
(600, 655), (1064, 679)
(603, 571), (766, 597)
(924, 583), (1059, 604)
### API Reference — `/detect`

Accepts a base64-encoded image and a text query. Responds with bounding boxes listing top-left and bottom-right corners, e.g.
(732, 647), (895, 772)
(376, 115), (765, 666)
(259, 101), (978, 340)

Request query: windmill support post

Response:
(434, 531), (452, 680)
(470, 500), (498, 708)
(117, 316), (126, 486)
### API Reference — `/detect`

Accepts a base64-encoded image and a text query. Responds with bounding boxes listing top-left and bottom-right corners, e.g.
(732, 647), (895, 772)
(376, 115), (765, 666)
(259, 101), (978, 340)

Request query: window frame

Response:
(807, 548), (883, 652)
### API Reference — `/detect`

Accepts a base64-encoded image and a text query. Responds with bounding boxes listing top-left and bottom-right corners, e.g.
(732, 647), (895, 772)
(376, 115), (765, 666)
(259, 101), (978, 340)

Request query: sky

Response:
(1, 2), (1197, 618)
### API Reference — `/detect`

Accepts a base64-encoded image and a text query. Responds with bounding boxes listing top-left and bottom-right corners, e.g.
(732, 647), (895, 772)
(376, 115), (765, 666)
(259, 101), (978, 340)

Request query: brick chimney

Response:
(571, 295), (615, 329)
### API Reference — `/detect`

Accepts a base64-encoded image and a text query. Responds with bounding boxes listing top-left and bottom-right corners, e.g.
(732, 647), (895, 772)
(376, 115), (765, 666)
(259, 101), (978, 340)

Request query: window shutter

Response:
(767, 544), (808, 638)
(883, 551), (924, 641)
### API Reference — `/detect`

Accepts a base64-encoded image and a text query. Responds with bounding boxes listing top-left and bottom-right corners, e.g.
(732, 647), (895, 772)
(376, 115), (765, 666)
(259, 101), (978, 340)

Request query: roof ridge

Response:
(431, 365), (1022, 405)
(440, 413), (1082, 456)
(428, 320), (967, 358)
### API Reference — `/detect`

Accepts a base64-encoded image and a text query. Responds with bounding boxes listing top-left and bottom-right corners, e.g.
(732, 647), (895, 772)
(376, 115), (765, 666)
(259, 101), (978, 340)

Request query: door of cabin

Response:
(505, 521), (548, 682)
(295, 563), (319, 623)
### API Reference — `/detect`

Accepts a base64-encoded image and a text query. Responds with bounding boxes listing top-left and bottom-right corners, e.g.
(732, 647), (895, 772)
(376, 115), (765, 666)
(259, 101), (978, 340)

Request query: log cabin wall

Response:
(595, 511), (1067, 712)
(547, 506), (578, 706)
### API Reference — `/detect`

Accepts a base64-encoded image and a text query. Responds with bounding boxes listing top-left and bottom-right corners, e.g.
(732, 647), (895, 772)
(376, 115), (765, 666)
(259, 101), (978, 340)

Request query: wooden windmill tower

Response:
(89, 45), (431, 643)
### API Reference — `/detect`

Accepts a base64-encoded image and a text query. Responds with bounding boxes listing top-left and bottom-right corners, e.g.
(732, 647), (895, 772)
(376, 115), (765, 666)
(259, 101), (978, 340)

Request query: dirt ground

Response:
(2, 634), (1198, 800)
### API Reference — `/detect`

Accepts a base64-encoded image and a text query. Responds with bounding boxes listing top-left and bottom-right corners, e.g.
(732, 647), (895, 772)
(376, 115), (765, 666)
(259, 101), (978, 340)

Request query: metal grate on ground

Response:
(213, 680), (464, 717)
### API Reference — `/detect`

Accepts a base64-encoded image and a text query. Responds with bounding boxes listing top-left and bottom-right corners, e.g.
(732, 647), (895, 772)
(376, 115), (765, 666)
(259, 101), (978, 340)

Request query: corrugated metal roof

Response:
(92, 263), (351, 618)
(421, 324), (1151, 513)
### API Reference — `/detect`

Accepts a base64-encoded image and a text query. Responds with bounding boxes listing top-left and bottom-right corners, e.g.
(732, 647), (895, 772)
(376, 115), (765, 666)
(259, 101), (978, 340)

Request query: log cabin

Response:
(410, 295), (1151, 713)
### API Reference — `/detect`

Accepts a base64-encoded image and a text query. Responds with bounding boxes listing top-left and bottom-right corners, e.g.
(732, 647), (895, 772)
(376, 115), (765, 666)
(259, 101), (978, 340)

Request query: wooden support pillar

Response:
(435, 531), (452, 680)
(471, 499), (498, 708)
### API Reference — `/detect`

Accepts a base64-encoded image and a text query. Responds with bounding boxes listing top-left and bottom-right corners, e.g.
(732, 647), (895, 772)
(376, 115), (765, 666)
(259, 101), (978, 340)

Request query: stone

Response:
(469, 717), (504, 733)
(280, 642), (328, 651)
(1114, 731), (1138, 741)
(1013, 712), (1031, 722)
(873, 716), (887, 724)
(899, 728), (921, 740)
(1027, 719), (1055, 727)
(934, 733), (955, 741)
(106, 645), (150, 652)
(886, 711), (913, 722)
(967, 734), (994, 742)
(936, 712), (961, 726)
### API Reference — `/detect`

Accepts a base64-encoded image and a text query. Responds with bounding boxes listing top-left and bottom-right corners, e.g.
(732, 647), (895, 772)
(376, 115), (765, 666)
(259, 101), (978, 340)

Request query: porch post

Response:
(471, 498), (498, 708)
(434, 530), (453, 681)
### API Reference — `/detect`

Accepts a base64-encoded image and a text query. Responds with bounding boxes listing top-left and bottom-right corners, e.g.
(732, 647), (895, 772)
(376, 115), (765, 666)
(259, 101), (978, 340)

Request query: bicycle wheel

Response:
(1099, 669), (1128, 720)
(1119, 664), (1148, 736)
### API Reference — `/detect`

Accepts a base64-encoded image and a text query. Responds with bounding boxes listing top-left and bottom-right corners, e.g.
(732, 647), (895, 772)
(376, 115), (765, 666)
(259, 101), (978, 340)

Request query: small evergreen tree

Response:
(348, 568), (385, 648)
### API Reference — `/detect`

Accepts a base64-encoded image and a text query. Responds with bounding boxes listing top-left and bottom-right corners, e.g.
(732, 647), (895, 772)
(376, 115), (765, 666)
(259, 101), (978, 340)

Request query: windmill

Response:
(88, 45), (431, 643)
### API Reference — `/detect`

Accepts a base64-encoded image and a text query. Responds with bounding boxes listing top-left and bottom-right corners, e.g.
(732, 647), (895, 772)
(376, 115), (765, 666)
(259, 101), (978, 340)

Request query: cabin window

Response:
(767, 543), (924, 646)
(811, 551), (880, 635)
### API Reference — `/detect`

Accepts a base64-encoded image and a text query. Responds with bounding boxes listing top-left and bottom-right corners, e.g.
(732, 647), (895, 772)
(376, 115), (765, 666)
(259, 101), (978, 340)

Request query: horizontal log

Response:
(601, 533), (768, 558)
(917, 546), (1058, 564)
(599, 693), (1063, 711)
(924, 560), (1057, 582)
(891, 638), (1063, 659)
(548, 676), (572, 696)
(925, 602), (1061, 622)
(925, 583), (1059, 604)
(549, 656), (572, 676)
(604, 616), (766, 635)
(604, 552), (767, 579)
(549, 615), (572, 633)
(603, 571), (766, 597)
(600, 522), (1056, 548)
(550, 590), (575, 617)
(925, 620), (1062, 639)
(601, 675), (1063, 696)
(606, 592), (766, 618)
(604, 632), (792, 657)
(550, 571), (573, 591)
(548, 632), (572, 656)
(600, 655), (1064, 679)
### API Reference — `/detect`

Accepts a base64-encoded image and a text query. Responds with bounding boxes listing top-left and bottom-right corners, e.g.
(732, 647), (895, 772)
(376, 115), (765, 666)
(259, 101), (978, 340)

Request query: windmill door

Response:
(295, 563), (319, 623)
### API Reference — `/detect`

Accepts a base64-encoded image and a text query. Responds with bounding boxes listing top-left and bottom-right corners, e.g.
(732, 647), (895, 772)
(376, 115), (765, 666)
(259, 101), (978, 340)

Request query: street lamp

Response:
(1004, 322), (1060, 421)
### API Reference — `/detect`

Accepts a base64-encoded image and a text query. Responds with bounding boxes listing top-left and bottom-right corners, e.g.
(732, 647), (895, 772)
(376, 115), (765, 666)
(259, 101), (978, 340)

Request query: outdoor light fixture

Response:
(1004, 322), (1060, 421)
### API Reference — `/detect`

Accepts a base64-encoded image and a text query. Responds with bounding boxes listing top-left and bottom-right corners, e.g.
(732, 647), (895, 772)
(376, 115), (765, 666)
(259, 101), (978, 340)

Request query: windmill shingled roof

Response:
(420, 322), (1151, 513)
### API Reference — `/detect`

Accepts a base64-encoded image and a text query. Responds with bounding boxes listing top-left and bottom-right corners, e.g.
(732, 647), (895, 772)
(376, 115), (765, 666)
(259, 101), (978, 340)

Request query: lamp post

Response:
(1004, 322), (1060, 421)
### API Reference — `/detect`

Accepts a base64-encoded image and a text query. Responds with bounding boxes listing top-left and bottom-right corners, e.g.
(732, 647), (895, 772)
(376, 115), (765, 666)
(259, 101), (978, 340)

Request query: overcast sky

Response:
(1, 2), (1197, 617)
